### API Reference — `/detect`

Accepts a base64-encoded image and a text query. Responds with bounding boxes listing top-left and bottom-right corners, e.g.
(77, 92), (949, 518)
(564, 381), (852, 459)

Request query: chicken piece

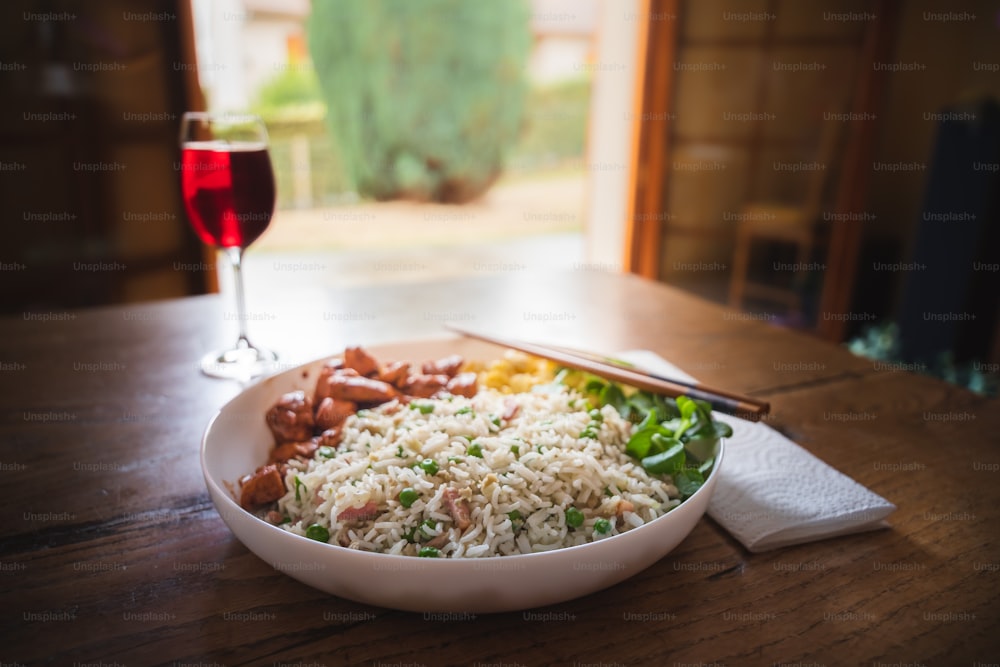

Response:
(269, 439), (319, 464)
(401, 374), (449, 399)
(312, 361), (340, 404)
(324, 375), (399, 404)
(378, 360), (410, 388)
(315, 397), (357, 430)
(265, 391), (315, 443)
(317, 427), (343, 448)
(313, 366), (359, 405)
(343, 346), (381, 377)
(422, 354), (464, 378)
(446, 372), (478, 398)
(239, 464), (285, 510)
(337, 500), (380, 523)
(441, 488), (472, 530)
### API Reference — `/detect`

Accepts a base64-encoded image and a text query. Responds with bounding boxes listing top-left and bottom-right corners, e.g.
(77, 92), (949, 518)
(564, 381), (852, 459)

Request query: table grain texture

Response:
(1, 271), (997, 666)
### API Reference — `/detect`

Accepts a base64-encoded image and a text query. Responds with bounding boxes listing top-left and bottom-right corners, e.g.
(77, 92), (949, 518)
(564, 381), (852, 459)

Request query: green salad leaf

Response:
(559, 372), (732, 500)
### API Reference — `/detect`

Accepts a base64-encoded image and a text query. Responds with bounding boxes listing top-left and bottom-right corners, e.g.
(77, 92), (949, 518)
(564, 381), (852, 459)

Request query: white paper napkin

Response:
(615, 350), (896, 552)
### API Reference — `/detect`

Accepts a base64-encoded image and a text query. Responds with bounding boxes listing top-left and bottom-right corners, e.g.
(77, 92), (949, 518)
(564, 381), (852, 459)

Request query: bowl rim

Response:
(200, 348), (726, 565)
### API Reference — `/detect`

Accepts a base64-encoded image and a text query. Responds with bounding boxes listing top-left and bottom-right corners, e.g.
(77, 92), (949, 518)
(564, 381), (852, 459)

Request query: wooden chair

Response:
(728, 120), (842, 316)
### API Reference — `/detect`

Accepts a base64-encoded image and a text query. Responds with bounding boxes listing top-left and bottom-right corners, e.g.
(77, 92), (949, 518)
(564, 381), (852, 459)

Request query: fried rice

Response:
(276, 385), (681, 557)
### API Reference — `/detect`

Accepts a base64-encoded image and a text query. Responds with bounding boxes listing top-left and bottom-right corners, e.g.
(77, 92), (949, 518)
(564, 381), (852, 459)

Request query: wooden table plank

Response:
(1, 271), (997, 665)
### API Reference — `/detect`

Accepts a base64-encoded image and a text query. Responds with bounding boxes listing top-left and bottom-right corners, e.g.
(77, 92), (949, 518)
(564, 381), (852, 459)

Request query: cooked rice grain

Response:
(277, 387), (680, 557)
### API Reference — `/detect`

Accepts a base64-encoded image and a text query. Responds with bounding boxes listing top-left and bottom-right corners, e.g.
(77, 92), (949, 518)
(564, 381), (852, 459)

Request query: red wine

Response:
(180, 142), (275, 248)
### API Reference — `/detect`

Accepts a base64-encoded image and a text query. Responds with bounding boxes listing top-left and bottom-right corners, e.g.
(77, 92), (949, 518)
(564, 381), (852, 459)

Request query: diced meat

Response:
(315, 397), (357, 430)
(441, 488), (472, 530)
(425, 532), (451, 549)
(343, 346), (381, 377)
(317, 427), (343, 448)
(616, 499), (635, 517)
(265, 391), (315, 443)
(314, 366), (359, 405)
(337, 500), (380, 523)
(324, 375), (399, 404)
(422, 354), (464, 377)
(269, 439), (319, 464)
(265, 510), (284, 524)
(239, 464), (285, 510)
(603, 501), (633, 531)
(378, 360), (410, 387)
(446, 372), (478, 398)
(502, 398), (520, 421)
(401, 374), (449, 399)
(312, 361), (340, 404)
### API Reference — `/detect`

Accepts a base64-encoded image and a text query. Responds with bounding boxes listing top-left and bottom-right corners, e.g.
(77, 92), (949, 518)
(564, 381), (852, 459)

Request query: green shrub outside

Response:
(254, 65), (323, 117)
(252, 12), (590, 209)
(506, 77), (591, 175)
(306, 0), (532, 203)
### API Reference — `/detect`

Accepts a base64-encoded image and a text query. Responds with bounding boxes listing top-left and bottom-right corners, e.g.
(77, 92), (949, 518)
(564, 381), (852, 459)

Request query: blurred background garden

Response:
(4, 0), (994, 393)
(191, 0), (594, 268)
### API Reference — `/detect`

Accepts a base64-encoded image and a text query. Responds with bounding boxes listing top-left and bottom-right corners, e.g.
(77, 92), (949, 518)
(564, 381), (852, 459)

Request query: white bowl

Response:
(201, 337), (724, 613)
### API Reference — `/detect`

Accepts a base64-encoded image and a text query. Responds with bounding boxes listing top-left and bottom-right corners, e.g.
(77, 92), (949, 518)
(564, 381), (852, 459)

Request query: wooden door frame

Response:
(624, 0), (678, 280)
(816, 0), (900, 341)
(179, 0), (217, 294)
(624, 0), (901, 342)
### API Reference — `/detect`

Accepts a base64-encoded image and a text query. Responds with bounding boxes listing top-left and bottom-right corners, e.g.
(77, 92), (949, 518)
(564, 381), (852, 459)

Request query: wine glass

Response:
(179, 111), (278, 380)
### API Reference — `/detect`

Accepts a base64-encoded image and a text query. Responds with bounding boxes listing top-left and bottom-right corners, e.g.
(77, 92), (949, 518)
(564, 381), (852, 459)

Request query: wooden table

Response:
(2, 271), (997, 665)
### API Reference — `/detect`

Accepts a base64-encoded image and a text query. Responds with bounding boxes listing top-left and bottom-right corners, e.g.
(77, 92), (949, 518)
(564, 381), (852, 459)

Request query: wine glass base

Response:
(200, 346), (278, 380)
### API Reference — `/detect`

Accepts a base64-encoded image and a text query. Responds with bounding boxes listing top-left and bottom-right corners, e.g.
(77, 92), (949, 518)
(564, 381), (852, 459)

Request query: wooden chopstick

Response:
(446, 325), (770, 418)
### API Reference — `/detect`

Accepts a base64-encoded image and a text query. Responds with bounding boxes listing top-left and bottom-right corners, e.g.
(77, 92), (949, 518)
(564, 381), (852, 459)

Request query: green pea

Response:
(410, 402), (434, 414)
(594, 518), (611, 534)
(589, 408), (604, 422)
(467, 442), (483, 458)
(399, 488), (419, 508)
(510, 444), (520, 456)
(565, 507), (584, 528)
(418, 546), (440, 557)
(455, 406), (473, 415)
(305, 524), (329, 542)
(507, 510), (522, 522)
(419, 458), (439, 475)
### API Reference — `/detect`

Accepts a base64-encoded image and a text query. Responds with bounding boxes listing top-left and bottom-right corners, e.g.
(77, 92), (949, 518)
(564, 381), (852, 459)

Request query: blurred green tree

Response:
(254, 66), (324, 120)
(308, 0), (531, 203)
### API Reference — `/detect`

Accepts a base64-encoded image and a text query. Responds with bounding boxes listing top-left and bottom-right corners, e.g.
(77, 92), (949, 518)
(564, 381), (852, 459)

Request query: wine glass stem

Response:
(226, 246), (252, 349)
